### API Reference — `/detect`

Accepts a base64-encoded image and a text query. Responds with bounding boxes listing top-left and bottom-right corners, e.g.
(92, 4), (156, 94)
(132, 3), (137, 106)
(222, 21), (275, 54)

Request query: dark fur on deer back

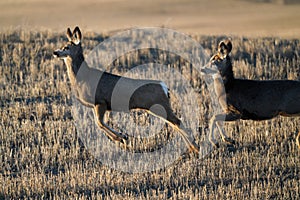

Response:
(226, 79), (300, 120)
(93, 72), (170, 111)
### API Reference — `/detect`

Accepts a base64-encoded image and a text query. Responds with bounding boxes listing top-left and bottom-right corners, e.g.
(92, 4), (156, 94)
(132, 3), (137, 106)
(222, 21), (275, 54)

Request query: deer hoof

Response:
(118, 133), (127, 141)
(122, 133), (128, 140)
(210, 141), (220, 148)
(118, 133), (128, 145)
(189, 145), (200, 154)
(223, 137), (237, 145)
(296, 132), (300, 149)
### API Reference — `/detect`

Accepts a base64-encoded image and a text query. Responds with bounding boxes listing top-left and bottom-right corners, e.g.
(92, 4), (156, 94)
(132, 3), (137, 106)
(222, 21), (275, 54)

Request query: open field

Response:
(0, 0), (300, 198)
(0, 29), (299, 199)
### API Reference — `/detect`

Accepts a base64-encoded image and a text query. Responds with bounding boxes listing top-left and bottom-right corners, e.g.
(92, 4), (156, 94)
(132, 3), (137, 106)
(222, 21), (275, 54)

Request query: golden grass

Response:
(0, 30), (299, 199)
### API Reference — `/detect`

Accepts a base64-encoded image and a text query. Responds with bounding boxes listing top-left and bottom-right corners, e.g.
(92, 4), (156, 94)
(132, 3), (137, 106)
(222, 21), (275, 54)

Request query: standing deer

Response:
(201, 39), (300, 149)
(53, 27), (199, 153)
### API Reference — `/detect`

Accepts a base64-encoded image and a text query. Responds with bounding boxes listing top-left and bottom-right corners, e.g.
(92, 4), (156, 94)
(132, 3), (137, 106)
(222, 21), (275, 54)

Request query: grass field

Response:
(0, 28), (299, 199)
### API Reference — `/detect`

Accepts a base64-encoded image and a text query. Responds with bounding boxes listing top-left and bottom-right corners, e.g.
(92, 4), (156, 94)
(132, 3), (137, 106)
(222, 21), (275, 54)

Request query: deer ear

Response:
(224, 39), (232, 54)
(72, 26), (82, 45)
(218, 41), (226, 56)
(66, 28), (73, 41)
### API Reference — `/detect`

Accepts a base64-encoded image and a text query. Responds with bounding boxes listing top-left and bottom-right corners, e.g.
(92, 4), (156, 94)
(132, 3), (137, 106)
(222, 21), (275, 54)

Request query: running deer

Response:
(201, 39), (300, 149)
(53, 27), (199, 153)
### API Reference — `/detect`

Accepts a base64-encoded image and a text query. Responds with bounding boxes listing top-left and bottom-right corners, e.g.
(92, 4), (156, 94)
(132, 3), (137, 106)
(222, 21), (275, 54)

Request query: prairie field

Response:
(0, 28), (299, 199)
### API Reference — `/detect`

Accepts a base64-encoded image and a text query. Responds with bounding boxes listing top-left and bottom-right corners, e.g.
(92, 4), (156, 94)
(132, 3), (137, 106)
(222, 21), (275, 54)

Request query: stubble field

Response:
(0, 29), (299, 199)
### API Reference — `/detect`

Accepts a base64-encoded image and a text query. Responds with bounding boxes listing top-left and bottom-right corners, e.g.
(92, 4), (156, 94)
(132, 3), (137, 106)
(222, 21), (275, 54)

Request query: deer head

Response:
(53, 26), (83, 60)
(208, 39), (234, 82)
(53, 26), (85, 76)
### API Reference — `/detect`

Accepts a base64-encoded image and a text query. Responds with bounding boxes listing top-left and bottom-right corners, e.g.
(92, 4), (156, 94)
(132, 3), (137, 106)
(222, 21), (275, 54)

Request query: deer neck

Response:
(64, 54), (85, 86)
(221, 60), (234, 86)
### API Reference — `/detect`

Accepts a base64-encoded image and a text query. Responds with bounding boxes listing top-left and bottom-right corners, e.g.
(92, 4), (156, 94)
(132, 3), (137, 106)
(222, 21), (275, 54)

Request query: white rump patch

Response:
(160, 82), (169, 98)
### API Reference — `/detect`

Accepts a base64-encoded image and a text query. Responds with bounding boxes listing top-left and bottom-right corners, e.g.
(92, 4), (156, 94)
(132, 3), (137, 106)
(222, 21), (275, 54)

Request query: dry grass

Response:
(0, 30), (299, 199)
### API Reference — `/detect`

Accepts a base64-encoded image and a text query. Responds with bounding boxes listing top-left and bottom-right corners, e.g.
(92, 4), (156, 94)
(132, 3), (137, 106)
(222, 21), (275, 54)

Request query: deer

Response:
(53, 26), (199, 154)
(201, 39), (300, 149)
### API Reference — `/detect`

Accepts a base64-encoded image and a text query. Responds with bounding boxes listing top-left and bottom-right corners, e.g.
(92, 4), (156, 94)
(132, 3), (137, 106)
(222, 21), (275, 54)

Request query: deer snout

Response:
(53, 49), (65, 58)
(53, 51), (59, 57)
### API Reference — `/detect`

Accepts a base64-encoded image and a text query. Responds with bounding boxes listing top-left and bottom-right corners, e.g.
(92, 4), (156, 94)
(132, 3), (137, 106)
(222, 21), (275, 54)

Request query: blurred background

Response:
(0, 0), (299, 38)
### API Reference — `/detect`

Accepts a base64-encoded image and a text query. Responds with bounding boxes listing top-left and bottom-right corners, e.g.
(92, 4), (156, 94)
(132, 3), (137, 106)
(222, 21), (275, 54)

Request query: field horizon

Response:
(0, 0), (300, 39)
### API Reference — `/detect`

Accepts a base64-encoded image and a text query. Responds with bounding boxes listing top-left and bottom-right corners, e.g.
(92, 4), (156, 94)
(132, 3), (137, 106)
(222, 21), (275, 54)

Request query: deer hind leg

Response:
(94, 103), (128, 144)
(147, 103), (199, 154)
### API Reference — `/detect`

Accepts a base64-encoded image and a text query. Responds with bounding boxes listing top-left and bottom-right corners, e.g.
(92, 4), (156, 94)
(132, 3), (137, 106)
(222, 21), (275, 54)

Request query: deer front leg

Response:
(215, 121), (236, 145)
(209, 113), (238, 148)
(94, 103), (128, 144)
(209, 114), (221, 148)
